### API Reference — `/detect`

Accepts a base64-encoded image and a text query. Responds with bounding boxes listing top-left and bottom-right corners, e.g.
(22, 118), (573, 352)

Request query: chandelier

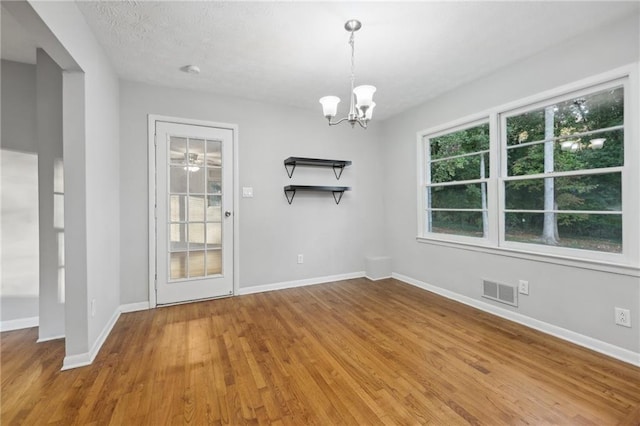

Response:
(319, 19), (376, 129)
(183, 153), (200, 172)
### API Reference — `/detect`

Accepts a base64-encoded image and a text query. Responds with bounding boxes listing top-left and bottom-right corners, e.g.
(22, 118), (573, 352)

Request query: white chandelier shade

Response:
(363, 102), (376, 120)
(319, 96), (341, 118)
(353, 85), (376, 109)
(319, 20), (376, 129)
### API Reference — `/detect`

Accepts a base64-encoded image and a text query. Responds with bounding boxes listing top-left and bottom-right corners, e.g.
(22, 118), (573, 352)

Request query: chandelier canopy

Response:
(319, 19), (376, 129)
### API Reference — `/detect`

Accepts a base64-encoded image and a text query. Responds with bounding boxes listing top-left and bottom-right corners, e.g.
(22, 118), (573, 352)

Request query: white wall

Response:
(119, 81), (386, 303)
(380, 13), (640, 354)
(35, 48), (65, 340)
(1, 60), (39, 326)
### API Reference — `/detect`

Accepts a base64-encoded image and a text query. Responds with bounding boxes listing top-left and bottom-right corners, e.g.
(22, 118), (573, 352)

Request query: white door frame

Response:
(148, 114), (239, 308)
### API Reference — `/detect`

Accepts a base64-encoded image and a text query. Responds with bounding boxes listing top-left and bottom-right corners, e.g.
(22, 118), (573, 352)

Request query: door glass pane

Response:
(170, 166), (187, 193)
(207, 167), (222, 194)
(207, 196), (222, 221)
(189, 251), (205, 277)
(169, 223), (187, 251)
(188, 195), (206, 221)
(189, 168), (205, 194)
(170, 252), (188, 279)
(189, 138), (205, 158)
(206, 222), (221, 247)
(170, 195), (187, 221)
(207, 251), (222, 275)
(205, 140), (222, 166)
(189, 223), (205, 249)
(169, 137), (187, 165)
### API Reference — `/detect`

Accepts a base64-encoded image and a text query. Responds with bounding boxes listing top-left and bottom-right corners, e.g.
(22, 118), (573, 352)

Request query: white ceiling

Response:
(3, 2), (638, 120)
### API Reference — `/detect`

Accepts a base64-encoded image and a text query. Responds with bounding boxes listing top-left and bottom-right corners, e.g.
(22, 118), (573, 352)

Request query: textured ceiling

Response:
(6, 2), (638, 120)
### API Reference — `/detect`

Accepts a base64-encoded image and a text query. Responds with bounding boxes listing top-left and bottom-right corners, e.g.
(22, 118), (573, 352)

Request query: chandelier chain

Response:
(349, 31), (356, 93)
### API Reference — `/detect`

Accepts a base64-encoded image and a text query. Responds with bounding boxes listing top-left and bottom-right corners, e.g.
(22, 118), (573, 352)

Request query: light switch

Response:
(242, 187), (254, 198)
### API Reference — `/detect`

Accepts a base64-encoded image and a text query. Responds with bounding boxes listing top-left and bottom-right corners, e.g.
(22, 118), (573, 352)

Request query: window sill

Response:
(415, 236), (640, 277)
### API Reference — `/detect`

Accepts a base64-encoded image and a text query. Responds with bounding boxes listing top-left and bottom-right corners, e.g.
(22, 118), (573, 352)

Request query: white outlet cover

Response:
(615, 307), (631, 327)
(518, 280), (529, 295)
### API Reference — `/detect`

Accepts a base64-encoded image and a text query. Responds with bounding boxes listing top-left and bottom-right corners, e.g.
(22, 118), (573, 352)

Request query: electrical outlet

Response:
(91, 299), (96, 317)
(615, 307), (631, 327)
(518, 280), (529, 295)
(297, 254), (304, 264)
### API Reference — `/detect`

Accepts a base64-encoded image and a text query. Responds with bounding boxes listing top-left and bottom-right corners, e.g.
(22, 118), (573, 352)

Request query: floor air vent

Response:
(482, 280), (518, 307)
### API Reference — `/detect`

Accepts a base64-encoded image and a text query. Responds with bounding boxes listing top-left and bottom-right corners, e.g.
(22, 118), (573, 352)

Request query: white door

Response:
(155, 121), (233, 304)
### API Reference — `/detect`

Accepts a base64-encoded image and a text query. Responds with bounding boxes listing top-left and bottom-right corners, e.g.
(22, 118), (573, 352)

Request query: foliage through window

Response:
(424, 122), (490, 238)
(504, 86), (623, 253)
(419, 74), (632, 262)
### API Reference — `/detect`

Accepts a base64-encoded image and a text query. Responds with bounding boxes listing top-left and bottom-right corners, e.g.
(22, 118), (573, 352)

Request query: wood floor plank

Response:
(2, 278), (640, 425)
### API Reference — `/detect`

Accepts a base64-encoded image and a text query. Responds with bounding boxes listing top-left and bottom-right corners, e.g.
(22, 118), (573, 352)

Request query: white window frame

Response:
(499, 78), (628, 264)
(417, 115), (497, 246)
(416, 64), (639, 275)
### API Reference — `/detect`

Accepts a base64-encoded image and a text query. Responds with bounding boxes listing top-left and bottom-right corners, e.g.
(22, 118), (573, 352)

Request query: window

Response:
(422, 121), (490, 239)
(503, 84), (624, 254)
(418, 69), (637, 267)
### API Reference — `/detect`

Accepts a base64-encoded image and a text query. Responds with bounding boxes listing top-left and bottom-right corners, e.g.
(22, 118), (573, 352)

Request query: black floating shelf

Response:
(284, 185), (351, 205)
(284, 157), (352, 180)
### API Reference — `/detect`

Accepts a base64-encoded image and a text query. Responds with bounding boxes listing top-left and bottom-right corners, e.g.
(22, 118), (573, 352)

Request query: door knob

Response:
(225, 211), (232, 217)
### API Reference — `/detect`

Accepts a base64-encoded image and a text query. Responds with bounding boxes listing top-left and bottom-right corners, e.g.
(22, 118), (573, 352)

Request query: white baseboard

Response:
(237, 271), (366, 296)
(62, 308), (121, 371)
(37, 334), (65, 343)
(392, 273), (640, 367)
(0, 316), (39, 332)
(365, 275), (392, 281)
(120, 301), (150, 313)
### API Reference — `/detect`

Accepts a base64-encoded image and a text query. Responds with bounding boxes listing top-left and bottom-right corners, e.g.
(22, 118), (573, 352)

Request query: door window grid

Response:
(168, 136), (223, 280)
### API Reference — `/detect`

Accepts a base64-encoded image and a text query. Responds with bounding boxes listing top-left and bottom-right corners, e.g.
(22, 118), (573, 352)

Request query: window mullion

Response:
(429, 149), (491, 163)
(504, 166), (623, 181)
(495, 112), (506, 248)
(425, 178), (488, 188)
(424, 136), (432, 233)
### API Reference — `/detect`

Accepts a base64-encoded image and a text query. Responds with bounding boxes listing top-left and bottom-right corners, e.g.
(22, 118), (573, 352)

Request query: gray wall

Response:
(380, 13), (640, 352)
(17, 0), (121, 359)
(119, 81), (386, 303)
(1, 60), (39, 324)
(1, 60), (36, 152)
(36, 48), (65, 340)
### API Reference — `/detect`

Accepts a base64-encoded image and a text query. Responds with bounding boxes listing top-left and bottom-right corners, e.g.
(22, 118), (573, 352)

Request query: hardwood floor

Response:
(2, 278), (639, 425)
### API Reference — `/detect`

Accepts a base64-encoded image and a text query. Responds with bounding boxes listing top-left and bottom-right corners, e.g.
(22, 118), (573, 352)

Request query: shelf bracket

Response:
(284, 163), (296, 178)
(332, 164), (345, 180)
(332, 191), (344, 204)
(284, 188), (296, 204)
